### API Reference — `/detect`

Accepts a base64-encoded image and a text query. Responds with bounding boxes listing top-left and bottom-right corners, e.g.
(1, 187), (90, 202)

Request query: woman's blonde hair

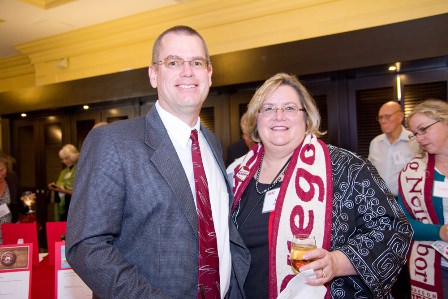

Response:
(246, 73), (325, 142)
(407, 99), (448, 126)
(59, 144), (80, 163)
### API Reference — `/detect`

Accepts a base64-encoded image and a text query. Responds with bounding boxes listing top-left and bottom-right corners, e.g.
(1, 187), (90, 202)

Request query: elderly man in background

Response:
(368, 101), (419, 197)
(368, 100), (419, 299)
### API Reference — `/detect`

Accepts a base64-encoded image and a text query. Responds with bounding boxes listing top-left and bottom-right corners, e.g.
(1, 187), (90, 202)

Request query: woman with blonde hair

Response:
(227, 73), (413, 298)
(398, 99), (448, 298)
(48, 144), (79, 221)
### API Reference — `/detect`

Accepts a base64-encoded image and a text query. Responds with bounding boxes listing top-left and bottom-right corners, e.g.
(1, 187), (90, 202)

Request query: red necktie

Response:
(190, 129), (220, 299)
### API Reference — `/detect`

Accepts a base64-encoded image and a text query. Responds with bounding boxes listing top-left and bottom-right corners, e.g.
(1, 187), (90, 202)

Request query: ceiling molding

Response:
(2, 0), (448, 90)
(15, 0), (334, 63)
(0, 14), (447, 116)
(17, 0), (77, 10)
(0, 55), (34, 90)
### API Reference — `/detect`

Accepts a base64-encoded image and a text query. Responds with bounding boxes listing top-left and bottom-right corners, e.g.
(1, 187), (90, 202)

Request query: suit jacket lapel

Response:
(143, 109), (248, 250)
(144, 107), (198, 236)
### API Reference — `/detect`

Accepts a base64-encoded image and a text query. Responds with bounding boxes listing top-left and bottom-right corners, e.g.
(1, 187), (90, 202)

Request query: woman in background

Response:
(48, 144), (79, 221)
(0, 151), (30, 243)
(398, 99), (448, 298)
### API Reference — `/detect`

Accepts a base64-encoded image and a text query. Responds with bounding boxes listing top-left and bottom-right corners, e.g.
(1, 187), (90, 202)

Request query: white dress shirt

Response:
(155, 101), (231, 298)
(368, 126), (420, 196)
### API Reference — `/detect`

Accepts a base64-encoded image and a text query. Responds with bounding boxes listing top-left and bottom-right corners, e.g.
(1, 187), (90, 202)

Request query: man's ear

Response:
(149, 66), (157, 88)
(208, 64), (213, 87)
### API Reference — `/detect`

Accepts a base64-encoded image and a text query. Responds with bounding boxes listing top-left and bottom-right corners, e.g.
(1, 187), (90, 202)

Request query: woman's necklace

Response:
(235, 154), (292, 230)
(255, 154), (291, 195)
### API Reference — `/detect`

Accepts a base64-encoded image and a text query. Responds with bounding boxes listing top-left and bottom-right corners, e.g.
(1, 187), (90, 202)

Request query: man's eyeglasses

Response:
(408, 120), (440, 140)
(153, 55), (209, 70)
(259, 104), (306, 115)
(376, 110), (401, 121)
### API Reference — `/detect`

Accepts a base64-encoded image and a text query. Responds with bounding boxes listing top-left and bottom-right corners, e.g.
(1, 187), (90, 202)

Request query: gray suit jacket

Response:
(66, 106), (250, 298)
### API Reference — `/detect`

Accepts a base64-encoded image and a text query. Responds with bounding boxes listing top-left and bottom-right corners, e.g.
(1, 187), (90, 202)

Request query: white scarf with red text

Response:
(229, 134), (333, 299)
(399, 153), (443, 299)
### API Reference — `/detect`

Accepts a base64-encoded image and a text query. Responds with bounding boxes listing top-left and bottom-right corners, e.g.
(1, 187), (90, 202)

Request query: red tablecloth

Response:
(32, 255), (54, 299)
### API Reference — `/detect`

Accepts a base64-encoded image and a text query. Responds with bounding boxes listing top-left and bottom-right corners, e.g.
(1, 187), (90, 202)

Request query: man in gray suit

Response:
(66, 25), (250, 298)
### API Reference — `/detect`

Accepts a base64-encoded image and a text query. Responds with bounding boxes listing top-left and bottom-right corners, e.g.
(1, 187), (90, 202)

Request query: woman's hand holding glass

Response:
(290, 235), (317, 274)
(290, 234), (343, 285)
(298, 248), (358, 286)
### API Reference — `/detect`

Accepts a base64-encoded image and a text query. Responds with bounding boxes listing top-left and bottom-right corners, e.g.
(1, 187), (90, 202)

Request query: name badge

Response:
(262, 188), (280, 213)
(236, 166), (250, 182)
(433, 181), (448, 198)
(0, 203), (11, 218)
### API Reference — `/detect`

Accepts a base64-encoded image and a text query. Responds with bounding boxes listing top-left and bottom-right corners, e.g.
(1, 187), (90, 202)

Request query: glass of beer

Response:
(290, 234), (317, 274)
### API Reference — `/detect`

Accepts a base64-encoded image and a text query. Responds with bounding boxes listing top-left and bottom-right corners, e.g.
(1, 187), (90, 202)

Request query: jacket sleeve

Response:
(65, 127), (172, 299)
(329, 146), (413, 298)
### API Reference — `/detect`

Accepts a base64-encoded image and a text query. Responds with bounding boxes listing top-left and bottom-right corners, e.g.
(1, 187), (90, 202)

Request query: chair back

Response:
(46, 221), (67, 265)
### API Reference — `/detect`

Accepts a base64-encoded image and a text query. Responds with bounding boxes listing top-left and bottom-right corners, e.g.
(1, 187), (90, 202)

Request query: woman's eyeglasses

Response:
(259, 104), (306, 115)
(408, 120), (440, 140)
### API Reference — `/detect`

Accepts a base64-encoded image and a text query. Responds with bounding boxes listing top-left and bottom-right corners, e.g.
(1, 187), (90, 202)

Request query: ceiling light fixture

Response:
(389, 62), (401, 72)
(388, 65), (397, 71)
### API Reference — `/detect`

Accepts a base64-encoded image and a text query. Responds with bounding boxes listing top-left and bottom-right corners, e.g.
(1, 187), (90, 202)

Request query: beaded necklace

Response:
(234, 154), (291, 230)
(255, 154), (291, 195)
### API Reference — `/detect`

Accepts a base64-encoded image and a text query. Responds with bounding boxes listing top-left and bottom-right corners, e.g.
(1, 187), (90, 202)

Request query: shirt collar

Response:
(381, 126), (411, 144)
(155, 101), (201, 148)
(398, 126), (412, 141)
